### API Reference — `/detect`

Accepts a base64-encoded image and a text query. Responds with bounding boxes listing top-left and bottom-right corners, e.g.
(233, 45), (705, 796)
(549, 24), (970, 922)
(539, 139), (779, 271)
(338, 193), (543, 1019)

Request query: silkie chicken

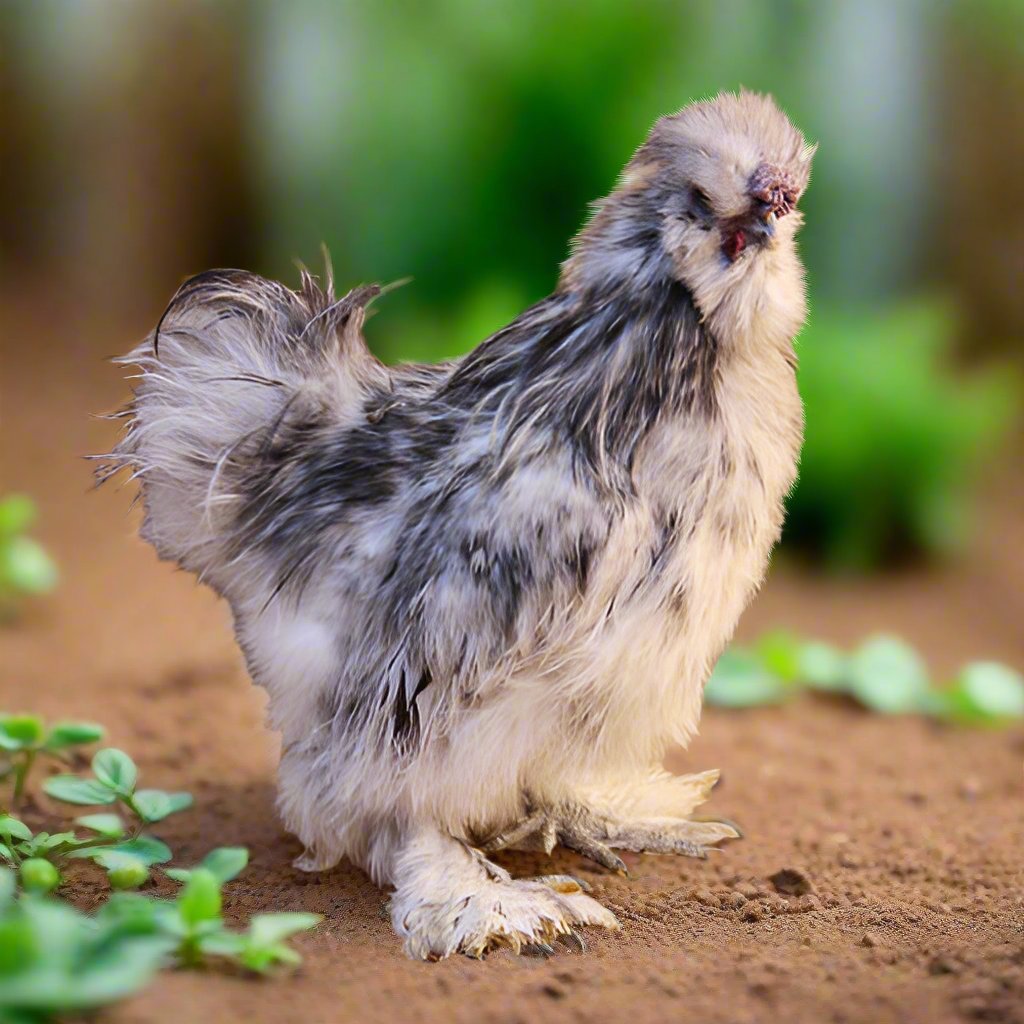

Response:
(102, 90), (814, 959)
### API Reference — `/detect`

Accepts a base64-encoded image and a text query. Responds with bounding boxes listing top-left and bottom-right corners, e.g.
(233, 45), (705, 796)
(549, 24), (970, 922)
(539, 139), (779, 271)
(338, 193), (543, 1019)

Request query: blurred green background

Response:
(1, 0), (1021, 573)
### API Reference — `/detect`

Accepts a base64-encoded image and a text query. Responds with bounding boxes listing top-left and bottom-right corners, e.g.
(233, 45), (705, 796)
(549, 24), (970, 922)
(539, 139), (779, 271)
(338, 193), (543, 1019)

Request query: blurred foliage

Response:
(0, 873), (169, 1023)
(250, 1), (1019, 570)
(950, 0), (1024, 67)
(0, 497), (57, 614)
(787, 302), (1017, 569)
(4, 0), (1020, 573)
(0, 713), (103, 810)
(707, 632), (1024, 724)
(254, 0), (887, 348)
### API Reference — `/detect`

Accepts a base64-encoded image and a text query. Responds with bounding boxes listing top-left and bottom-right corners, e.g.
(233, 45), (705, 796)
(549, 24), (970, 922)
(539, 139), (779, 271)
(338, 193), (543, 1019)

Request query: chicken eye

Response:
(690, 187), (713, 218)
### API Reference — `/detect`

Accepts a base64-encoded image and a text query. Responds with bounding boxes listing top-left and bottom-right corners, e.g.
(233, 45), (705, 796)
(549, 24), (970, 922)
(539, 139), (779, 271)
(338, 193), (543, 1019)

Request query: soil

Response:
(3, 293), (1022, 1024)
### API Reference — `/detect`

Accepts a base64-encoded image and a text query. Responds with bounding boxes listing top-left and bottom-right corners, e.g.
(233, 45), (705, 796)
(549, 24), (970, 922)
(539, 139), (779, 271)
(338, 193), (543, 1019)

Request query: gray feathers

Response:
(102, 269), (384, 592)
(104, 255), (721, 772)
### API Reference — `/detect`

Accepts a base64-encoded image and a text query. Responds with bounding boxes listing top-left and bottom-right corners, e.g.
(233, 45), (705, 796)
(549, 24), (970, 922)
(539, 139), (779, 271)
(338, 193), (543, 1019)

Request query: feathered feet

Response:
(389, 826), (619, 959)
(481, 769), (741, 873)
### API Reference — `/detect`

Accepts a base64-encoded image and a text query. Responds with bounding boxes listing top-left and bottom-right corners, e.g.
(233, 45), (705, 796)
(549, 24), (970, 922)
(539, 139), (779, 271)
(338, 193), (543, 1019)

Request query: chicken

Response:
(102, 90), (814, 959)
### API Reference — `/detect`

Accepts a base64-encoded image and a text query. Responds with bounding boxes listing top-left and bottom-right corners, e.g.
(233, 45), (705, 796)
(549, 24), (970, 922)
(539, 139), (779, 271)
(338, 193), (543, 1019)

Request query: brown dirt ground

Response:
(3, 294), (1023, 1024)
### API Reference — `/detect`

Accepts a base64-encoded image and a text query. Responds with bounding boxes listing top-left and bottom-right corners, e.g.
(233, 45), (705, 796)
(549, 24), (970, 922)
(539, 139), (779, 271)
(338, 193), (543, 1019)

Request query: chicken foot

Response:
(480, 796), (741, 873)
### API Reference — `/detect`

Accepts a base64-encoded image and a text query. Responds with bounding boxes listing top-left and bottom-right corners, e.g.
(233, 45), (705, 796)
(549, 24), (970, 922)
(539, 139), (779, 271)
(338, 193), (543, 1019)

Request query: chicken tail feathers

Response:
(96, 268), (385, 595)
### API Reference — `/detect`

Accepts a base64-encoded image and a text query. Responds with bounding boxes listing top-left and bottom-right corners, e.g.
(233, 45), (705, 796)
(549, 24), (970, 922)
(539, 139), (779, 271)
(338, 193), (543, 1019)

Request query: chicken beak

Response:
(764, 210), (777, 227)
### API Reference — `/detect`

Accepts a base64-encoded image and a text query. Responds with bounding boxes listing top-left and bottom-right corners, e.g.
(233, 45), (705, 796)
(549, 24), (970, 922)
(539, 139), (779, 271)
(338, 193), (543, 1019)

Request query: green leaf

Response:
(131, 789), (193, 824)
(17, 896), (87, 967)
(66, 935), (171, 1007)
(847, 635), (931, 714)
(177, 868), (222, 926)
(756, 631), (803, 683)
(72, 836), (172, 867)
(91, 749), (138, 795)
(167, 847), (248, 886)
(43, 722), (105, 751)
(234, 917), (315, 973)
(949, 662), (1024, 721)
(21, 832), (80, 857)
(797, 640), (849, 691)
(705, 649), (788, 708)
(0, 716), (44, 751)
(198, 930), (246, 957)
(0, 495), (36, 535)
(248, 912), (321, 947)
(0, 898), (172, 1011)
(0, 867), (15, 906)
(0, 913), (36, 978)
(75, 813), (125, 838)
(13, 840), (37, 859)
(0, 817), (32, 843)
(44, 775), (118, 806)
(73, 848), (128, 871)
(201, 846), (249, 883)
(0, 536), (59, 595)
(0, 844), (13, 864)
(113, 837), (173, 866)
(239, 941), (301, 973)
(95, 892), (165, 937)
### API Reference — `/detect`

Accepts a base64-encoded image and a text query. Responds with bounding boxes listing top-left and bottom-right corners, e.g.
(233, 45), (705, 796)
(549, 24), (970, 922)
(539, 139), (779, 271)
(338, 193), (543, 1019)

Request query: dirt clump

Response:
(769, 867), (816, 896)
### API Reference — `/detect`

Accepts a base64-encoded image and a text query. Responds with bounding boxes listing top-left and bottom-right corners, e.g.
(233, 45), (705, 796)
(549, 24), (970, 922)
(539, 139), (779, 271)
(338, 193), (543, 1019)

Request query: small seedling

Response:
(0, 718), (322, 1021)
(0, 713), (104, 809)
(0, 748), (184, 892)
(153, 868), (320, 973)
(38, 749), (186, 890)
(0, 495), (59, 619)
(44, 748), (193, 825)
(0, 811), (171, 894)
(165, 846), (249, 885)
(65, 832), (172, 890)
(209, 912), (325, 974)
(94, 864), (320, 976)
(929, 661), (1024, 724)
(706, 632), (1024, 725)
(1, 813), (83, 888)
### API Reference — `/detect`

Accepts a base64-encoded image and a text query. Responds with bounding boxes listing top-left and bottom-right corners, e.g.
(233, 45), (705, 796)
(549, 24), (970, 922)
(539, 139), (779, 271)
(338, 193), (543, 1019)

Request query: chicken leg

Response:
(481, 769), (741, 872)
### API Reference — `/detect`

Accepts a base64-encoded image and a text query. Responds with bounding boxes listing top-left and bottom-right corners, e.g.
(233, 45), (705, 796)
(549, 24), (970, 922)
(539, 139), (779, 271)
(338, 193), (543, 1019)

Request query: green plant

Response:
(0, 868), (169, 1024)
(0, 496), (58, 612)
(0, 745), (185, 894)
(0, 715), (103, 810)
(30, 748), (192, 890)
(152, 867), (320, 973)
(706, 631), (1024, 724)
(0, 809), (172, 894)
(0, 849), (321, 1018)
(787, 302), (1017, 571)
(165, 845), (249, 885)
(215, 912), (324, 974)
(44, 748), (192, 825)
(0, 721), (323, 1023)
